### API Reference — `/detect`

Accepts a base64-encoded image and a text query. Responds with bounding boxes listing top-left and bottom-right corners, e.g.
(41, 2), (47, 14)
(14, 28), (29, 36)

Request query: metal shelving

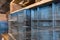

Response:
(8, 0), (60, 40)
(8, 9), (31, 40)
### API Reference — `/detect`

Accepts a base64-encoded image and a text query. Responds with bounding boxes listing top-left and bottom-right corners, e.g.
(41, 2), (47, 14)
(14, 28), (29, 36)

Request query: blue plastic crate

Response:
(0, 21), (8, 34)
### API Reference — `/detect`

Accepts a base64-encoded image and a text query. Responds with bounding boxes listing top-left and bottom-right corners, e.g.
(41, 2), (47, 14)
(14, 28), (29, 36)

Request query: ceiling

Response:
(0, 0), (12, 13)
